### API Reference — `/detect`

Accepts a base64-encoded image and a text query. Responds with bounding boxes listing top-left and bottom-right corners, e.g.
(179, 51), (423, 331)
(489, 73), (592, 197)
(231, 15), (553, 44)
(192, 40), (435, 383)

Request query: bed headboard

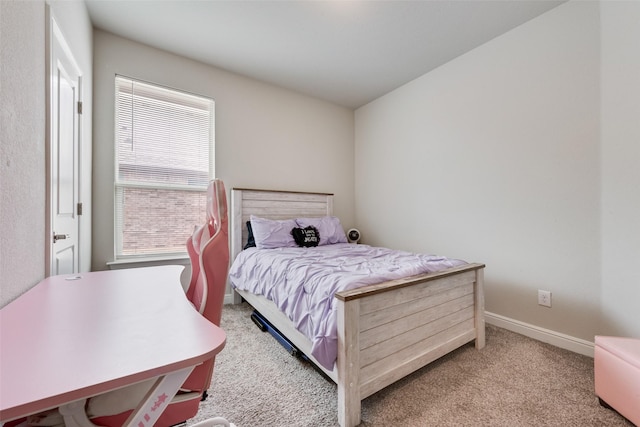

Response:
(230, 188), (334, 261)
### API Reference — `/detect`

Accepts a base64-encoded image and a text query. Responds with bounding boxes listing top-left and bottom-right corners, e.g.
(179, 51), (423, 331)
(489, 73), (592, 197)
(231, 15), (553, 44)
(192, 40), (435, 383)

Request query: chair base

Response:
(190, 418), (235, 427)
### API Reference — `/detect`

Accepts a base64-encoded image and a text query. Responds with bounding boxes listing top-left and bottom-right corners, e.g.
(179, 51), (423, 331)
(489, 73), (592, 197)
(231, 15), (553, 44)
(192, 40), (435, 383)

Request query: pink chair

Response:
(594, 335), (640, 426)
(87, 179), (230, 427)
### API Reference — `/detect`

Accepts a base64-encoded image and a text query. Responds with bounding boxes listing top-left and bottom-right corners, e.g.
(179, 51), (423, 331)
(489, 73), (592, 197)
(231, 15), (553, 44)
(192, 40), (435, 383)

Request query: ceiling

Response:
(85, 0), (565, 109)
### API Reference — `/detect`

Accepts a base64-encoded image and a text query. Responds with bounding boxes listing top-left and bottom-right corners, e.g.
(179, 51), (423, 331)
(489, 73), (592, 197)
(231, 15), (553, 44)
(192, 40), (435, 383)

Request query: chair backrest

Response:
(183, 179), (229, 392)
(186, 179), (229, 325)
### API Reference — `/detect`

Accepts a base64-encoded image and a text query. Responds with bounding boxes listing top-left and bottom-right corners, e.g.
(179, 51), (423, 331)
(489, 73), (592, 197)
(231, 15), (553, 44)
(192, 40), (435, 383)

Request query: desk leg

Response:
(58, 367), (194, 427)
(124, 366), (194, 427)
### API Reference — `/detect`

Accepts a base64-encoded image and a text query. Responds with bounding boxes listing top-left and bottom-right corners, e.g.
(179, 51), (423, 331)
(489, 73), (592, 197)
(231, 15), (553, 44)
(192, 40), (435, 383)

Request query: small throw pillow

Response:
(295, 216), (348, 245)
(291, 226), (320, 247)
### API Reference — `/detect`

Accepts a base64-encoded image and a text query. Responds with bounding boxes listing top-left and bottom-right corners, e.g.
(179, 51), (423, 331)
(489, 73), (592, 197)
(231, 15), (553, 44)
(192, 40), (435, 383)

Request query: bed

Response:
(229, 188), (485, 427)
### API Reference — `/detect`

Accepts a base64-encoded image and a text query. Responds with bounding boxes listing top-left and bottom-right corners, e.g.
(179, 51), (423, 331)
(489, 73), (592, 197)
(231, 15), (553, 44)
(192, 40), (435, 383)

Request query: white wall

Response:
(0, 0), (46, 306)
(600, 0), (640, 338)
(92, 31), (355, 270)
(354, 0), (637, 343)
(0, 0), (92, 307)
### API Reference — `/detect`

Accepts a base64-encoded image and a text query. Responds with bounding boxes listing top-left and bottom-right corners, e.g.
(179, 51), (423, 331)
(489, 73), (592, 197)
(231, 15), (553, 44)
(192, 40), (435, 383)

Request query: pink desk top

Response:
(0, 266), (226, 422)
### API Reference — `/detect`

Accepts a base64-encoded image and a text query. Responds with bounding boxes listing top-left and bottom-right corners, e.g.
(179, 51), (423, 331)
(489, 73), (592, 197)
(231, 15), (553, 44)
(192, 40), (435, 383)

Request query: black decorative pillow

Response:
(291, 226), (320, 247)
(244, 220), (256, 249)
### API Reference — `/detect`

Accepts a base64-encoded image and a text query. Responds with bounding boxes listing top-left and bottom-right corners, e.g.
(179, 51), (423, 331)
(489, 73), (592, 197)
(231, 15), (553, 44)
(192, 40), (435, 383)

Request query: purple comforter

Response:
(228, 243), (466, 370)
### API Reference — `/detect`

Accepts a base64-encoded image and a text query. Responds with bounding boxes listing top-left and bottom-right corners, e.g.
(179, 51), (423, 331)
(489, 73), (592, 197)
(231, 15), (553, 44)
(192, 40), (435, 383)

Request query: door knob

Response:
(53, 233), (70, 242)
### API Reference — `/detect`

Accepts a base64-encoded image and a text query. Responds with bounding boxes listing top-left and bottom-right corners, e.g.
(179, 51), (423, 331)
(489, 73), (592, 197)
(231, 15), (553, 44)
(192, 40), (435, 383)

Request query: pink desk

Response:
(0, 266), (226, 426)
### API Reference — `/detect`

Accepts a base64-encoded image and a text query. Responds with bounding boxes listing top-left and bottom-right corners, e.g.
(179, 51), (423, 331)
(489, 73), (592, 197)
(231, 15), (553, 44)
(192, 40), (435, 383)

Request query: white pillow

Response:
(295, 216), (348, 245)
(250, 215), (298, 249)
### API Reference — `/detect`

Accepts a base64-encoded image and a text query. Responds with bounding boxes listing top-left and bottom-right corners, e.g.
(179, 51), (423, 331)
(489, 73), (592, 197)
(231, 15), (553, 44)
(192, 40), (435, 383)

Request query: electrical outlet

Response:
(538, 290), (552, 307)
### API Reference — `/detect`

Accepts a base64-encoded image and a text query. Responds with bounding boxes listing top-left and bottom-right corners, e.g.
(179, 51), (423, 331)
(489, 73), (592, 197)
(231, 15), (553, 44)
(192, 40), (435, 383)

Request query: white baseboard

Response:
(485, 311), (595, 358)
(224, 293), (236, 305)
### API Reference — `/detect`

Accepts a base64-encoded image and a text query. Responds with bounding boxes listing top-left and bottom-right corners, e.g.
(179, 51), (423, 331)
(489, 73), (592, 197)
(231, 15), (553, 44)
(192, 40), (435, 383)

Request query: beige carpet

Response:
(187, 303), (632, 427)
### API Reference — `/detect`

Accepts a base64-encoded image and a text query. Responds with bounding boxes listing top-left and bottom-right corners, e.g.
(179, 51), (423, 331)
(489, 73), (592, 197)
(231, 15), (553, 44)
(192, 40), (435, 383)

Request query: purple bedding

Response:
(228, 243), (466, 370)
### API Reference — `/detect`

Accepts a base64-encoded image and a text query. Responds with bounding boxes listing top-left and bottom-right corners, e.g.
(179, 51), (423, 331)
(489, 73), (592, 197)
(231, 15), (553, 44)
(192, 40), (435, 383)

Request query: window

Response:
(114, 76), (214, 258)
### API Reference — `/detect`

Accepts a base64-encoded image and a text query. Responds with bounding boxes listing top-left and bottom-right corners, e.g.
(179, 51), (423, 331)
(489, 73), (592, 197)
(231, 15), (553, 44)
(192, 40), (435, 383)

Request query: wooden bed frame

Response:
(230, 188), (485, 427)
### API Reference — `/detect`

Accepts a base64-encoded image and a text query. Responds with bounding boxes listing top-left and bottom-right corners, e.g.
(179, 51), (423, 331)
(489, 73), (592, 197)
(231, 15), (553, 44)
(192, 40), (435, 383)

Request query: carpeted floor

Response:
(187, 303), (632, 427)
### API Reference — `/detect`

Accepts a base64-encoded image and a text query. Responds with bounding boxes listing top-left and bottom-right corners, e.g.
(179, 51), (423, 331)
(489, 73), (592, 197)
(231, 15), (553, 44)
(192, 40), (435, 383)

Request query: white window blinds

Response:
(114, 76), (215, 258)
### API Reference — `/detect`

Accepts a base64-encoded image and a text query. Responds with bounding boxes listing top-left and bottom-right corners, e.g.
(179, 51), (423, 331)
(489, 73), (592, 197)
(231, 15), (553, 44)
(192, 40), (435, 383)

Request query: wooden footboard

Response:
(235, 263), (485, 427)
(335, 263), (485, 427)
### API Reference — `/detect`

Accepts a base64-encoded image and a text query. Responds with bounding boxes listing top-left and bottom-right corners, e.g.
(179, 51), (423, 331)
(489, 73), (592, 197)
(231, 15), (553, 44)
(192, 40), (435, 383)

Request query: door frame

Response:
(45, 8), (83, 277)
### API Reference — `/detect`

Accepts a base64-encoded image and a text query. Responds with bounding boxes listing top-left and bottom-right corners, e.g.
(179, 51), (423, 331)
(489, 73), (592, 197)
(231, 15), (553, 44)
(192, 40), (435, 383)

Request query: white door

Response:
(47, 16), (81, 276)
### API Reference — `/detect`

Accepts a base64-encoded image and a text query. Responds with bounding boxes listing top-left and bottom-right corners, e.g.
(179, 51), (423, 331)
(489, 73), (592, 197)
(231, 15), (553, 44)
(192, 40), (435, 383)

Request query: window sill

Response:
(107, 254), (190, 270)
